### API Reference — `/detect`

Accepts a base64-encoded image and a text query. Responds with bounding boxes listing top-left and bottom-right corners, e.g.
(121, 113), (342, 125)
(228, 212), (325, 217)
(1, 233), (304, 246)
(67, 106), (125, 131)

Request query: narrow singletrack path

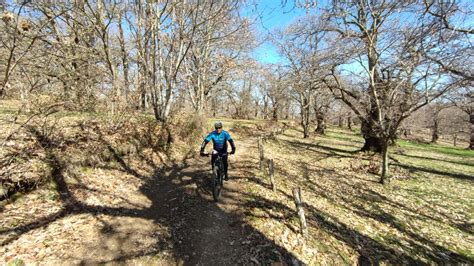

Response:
(140, 137), (299, 265)
(0, 135), (300, 265)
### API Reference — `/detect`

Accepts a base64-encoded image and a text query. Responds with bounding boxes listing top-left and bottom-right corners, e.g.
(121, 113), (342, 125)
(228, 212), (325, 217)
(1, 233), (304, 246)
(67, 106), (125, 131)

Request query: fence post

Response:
(258, 137), (264, 170)
(269, 159), (276, 192)
(292, 187), (308, 236)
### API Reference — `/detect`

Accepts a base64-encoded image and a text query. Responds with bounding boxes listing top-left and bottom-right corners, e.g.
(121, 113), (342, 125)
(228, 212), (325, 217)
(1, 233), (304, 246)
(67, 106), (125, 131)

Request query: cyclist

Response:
(200, 121), (236, 181)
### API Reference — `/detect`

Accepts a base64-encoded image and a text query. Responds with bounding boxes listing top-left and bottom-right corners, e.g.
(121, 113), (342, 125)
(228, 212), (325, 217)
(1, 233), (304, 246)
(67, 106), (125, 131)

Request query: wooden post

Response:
(293, 187), (307, 236)
(258, 137), (264, 170)
(269, 159), (276, 192)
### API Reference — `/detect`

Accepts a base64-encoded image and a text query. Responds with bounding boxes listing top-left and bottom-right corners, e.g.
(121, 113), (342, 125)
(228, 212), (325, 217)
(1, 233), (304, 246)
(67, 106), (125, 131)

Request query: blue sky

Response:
(248, 0), (308, 64)
(248, 0), (473, 68)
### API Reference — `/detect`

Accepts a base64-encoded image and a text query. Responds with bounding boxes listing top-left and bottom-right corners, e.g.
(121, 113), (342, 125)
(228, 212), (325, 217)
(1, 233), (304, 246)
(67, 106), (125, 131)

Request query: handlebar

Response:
(200, 151), (234, 157)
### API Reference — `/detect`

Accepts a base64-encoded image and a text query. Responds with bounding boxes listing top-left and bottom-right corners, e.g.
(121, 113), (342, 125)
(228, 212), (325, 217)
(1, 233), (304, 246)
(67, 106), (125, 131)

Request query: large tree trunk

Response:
(361, 91), (383, 152)
(315, 111), (326, 135)
(361, 119), (382, 152)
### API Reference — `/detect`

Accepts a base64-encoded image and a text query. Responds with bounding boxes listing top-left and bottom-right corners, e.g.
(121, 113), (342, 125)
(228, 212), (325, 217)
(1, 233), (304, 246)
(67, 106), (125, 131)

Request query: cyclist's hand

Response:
(200, 152), (209, 157)
(230, 150), (235, 155)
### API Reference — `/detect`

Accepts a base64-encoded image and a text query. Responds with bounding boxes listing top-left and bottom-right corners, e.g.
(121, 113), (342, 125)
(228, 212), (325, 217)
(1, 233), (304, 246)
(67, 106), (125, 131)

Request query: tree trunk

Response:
(0, 77), (9, 98)
(470, 111), (474, 150)
(361, 120), (382, 152)
(431, 113), (439, 143)
(118, 11), (129, 101)
(302, 121), (309, 138)
(254, 99), (259, 118)
(347, 116), (352, 130)
(300, 94), (310, 138)
(20, 84), (30, 113)
(272, 101), (279, 121)
(380, 142), (389, 184)
(315, 112), (326, 135)
(263, 95), (268, 119)
(140, 89), (147, 111)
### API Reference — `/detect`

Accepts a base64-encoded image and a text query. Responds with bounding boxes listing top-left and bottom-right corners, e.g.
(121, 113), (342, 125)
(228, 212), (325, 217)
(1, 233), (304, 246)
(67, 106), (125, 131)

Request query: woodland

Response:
(0, 0), (473, 264)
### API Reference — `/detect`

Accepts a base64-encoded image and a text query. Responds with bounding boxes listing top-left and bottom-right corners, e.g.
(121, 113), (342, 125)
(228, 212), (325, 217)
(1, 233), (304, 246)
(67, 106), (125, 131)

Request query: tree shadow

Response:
(323, 133), (364, 145)
(395, 152), (474, 168)
(280, 139), (358, 159)
(265, 157), (473, 264)
(393, 163), (473, 181)
(1, 125), (304, 265)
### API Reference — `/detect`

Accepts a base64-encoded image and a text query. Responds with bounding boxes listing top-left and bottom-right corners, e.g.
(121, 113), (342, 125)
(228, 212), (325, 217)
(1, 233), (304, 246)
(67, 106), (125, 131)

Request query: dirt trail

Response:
(145, 137), (297, 265)
(1, 131), (301, 264)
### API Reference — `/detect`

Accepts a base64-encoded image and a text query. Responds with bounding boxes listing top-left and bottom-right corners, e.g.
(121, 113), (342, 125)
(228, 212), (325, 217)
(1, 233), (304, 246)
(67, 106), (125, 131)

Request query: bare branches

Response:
(423, 0), (474, 35)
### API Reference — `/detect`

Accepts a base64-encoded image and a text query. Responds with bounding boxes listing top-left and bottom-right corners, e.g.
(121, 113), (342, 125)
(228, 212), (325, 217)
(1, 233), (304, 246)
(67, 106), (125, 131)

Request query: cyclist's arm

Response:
(200, 133), (213, 154)
(227, 133), (236, 154)
(200, 140), (208, 153)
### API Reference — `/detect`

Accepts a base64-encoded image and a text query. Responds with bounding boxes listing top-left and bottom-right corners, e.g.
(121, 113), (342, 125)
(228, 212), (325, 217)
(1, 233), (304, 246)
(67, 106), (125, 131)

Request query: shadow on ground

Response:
(2, 124), (472, 264)
(0, 125), (303, 265)
(257, 134), (474, 264)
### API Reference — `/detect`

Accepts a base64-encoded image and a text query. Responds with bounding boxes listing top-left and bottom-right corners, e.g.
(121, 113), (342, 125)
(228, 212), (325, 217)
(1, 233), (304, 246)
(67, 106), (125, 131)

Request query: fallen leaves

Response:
(238, 127), (474, 264)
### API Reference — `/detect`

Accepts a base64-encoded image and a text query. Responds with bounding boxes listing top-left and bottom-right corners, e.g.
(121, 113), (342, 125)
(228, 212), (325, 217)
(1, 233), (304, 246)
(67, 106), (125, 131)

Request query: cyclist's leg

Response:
(211, 153), (217, 172)
(223, 154), (228, 180)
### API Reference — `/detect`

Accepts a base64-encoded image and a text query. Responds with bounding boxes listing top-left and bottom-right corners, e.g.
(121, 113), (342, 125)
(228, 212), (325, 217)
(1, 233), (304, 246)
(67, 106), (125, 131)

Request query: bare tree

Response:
(318, 1), (465, 183)
(262, 66), (288, 121)
(448, 87), (474, 149)
(183, 1), (250, 114)
(313, 90), (333, 135)
(275, 19), (330, 138)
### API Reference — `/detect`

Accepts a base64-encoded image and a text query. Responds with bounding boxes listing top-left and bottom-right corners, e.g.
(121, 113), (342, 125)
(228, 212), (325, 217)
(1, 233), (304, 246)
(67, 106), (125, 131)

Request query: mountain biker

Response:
(200, 121), (236, 181)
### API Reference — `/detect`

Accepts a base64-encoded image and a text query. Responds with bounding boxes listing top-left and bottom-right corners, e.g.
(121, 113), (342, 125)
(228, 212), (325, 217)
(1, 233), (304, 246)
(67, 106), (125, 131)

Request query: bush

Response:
(172, 113), (207, 142)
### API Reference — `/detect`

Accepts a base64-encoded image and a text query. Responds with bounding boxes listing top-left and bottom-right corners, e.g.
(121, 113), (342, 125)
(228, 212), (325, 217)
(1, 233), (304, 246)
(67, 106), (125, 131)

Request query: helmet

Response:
(214, 121), (223, 129)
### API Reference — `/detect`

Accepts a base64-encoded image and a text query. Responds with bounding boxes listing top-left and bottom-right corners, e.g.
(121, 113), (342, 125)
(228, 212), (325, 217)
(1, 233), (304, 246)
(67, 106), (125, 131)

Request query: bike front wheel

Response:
(212, 166), (222, 202)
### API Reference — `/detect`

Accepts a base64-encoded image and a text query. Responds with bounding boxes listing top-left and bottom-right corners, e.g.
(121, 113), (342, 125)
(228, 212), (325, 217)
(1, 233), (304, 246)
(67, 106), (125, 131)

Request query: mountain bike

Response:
(201, 150), (229, 202)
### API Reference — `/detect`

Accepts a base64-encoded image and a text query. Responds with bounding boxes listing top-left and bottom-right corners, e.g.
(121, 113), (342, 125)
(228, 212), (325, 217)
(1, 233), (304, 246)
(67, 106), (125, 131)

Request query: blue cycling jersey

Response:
(204, 130), (233, 153)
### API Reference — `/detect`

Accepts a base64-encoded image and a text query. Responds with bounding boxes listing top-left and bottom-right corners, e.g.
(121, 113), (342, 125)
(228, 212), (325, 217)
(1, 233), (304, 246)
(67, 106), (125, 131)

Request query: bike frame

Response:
(201, 150), (230, 202)
(212, 151), (227, 202)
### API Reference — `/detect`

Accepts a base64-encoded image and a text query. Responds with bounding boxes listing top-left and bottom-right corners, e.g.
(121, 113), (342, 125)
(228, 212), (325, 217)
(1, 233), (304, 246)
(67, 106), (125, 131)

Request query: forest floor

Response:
(0, 109), (301, 265)
(0, 107), (473, 264)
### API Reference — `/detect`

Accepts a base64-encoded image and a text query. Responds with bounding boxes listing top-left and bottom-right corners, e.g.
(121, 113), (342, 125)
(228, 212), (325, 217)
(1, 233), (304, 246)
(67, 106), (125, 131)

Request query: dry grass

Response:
(240, 126), (473, 264)
(1, 103), (472, 265)
(0, 102), (200, 264)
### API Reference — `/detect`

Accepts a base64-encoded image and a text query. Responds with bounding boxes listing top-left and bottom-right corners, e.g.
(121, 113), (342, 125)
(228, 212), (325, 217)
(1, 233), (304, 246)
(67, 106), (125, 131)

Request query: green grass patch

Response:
(7, 258), (25, 266)
(325, 130), (363, 143)
(398, 139), (473, 158)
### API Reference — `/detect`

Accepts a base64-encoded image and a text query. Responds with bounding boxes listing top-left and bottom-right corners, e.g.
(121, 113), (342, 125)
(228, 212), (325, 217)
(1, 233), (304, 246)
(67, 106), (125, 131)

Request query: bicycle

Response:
(201, 150), (229, 202)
